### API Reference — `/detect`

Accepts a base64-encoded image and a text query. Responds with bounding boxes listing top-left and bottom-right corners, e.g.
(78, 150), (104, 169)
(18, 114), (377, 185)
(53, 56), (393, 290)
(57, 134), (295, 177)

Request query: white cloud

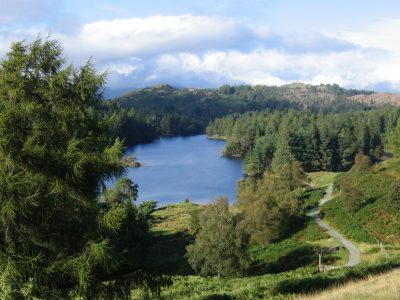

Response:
(2, 14), (400, 92)
(60, 14), (251, 61)
(329, 19), (400, 54)
(137, 18), (400, 91)
(106, 64), (137, 76)
(151, 47), (398, 89)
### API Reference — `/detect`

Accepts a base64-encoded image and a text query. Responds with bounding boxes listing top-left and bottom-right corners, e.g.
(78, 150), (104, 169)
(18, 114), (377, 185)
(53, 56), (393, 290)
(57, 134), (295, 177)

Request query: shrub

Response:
(187, 198), (250, 277)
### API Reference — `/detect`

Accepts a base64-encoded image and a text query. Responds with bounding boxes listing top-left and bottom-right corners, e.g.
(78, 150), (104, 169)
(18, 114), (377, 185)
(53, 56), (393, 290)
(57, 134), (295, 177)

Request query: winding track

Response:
(308, 184), (360, 267)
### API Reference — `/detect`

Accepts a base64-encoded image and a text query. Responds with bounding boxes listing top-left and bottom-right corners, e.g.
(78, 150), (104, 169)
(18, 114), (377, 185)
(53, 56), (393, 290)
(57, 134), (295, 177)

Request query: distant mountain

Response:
(114, 82), (380, 112)
(111, 83), (395, 136)
(112, 83), (400, 107)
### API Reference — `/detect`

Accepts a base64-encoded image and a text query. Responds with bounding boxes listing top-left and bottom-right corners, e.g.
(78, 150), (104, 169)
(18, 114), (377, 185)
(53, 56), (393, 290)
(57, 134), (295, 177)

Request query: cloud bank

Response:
(1, 14), (400, 92)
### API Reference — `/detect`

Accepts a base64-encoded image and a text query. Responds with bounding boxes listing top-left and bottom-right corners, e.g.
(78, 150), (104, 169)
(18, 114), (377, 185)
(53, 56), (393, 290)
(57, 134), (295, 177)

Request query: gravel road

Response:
(308, 184), (360, 267)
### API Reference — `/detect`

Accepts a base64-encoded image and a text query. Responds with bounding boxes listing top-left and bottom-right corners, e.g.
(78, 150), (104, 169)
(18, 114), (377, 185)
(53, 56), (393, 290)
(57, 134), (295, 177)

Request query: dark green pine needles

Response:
(0, 38), (163, 299)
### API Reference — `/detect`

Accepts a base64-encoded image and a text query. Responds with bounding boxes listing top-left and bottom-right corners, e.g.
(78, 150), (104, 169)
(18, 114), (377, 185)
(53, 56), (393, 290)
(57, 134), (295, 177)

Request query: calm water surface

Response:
(124, 135), (243, 205)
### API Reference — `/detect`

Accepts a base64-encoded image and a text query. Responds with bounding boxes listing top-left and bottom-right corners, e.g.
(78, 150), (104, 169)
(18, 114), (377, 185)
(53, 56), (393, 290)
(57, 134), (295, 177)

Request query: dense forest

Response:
(207, 109), (400, 175)
(109, 83), (381, 147)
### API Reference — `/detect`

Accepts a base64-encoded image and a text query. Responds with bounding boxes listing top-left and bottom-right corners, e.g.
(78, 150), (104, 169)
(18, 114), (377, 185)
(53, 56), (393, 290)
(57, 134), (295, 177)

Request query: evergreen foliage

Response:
(113, 83), (376, 146)
(0, 38), (164, 298)
(186, 198), (250, 277)
(102, 104), (158, 146)
(207, 109), (400, 173)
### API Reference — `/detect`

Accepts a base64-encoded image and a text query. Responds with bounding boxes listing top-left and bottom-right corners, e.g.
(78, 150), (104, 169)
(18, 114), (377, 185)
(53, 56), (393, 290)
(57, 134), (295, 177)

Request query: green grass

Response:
(321, 199), (376, 244)
(250, 220), (348, 276)
(152, 201), (204, 235)
(308, 172), (340, 188)
(142, 165), (400, 299)
(250, 239), (319, 275)
(321, 158), (400, 244)
(131, 260), (400, 299)
(301, 187), (326, 210)
(293, 222), (348, 266)
(293, 220), (327, 242)
(143, 201), (204, 275)
(147, 199), (348, 277)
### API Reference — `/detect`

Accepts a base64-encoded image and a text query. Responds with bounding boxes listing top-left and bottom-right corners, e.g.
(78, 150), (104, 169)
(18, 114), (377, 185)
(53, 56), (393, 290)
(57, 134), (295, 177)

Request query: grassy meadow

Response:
(131, 165), (400, 299)
(298, 268), (400, 300)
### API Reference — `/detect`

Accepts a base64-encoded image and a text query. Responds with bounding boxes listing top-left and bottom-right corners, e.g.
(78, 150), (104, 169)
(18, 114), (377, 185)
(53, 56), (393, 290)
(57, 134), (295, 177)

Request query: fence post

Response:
(318, 252), (323, 272)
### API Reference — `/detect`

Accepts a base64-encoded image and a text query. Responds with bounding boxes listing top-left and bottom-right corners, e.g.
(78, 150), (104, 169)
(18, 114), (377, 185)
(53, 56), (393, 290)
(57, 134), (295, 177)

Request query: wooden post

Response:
(380, 242), (390, 259)
(318, 252), (322, 272)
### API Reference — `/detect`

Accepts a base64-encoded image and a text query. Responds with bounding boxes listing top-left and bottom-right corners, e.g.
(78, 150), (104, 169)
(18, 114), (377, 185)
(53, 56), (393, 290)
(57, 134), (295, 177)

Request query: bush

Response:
(388, 181), (400, 211)
(187, 198), (250, 277)
(339, 176), (363, 212)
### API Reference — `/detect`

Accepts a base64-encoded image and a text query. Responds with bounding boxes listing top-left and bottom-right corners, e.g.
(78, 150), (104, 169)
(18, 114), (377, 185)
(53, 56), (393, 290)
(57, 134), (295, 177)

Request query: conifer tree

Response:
(271, 119), (294, 171)
(0, 38), (162, 298)
(307, 121), (321, 170)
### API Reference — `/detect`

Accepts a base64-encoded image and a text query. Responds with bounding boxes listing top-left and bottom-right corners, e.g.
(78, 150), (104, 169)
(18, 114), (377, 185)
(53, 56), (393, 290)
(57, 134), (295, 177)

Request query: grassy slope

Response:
(144, 202), (204, 275)
(250, 220), (348, 275)
(136, 168), (400, 299)
(138, 261), (400, 300)
(298, 268), (400, 300)
(320, 158), (400, 262)
(250, 184), (349, 273)
(308, 172), (341, 188)
(147, 199), (347, 276)
(152, 201), (203, 235)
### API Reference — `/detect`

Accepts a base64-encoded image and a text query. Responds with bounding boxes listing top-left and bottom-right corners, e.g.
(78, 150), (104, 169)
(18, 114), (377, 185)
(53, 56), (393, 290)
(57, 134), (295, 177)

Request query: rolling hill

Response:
(112, 83), (381, 135)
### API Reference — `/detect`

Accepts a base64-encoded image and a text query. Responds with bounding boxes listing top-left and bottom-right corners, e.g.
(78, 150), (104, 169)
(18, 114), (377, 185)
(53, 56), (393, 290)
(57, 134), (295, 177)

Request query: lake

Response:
(123, 135), (244, 205)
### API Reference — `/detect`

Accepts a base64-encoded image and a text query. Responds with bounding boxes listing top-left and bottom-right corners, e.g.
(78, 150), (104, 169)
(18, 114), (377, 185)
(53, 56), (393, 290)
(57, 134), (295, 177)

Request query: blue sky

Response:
(1, 0), (400, 93)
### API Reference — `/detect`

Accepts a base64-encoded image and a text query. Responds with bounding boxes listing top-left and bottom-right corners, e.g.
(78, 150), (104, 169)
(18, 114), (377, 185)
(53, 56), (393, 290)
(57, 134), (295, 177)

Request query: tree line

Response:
(110, 83), (378, 147)
(187, 108), (400, 277)
(189, 106), (400, 277)
(207, 108), (400, 176)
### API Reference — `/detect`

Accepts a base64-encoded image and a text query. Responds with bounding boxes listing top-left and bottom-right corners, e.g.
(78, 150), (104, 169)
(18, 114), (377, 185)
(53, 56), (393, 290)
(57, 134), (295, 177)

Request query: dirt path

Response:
(308, 184), (360, 267)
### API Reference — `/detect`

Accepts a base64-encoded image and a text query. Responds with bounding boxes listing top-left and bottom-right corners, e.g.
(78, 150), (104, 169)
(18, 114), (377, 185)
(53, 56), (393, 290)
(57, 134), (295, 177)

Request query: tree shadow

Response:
(203, 295), (234, 300)
(249, 244), (319, 275)
(274, 216), (310, 243)
(359, 196), (379, 209)
(144, 231), (194, 275)
(274, 261), (400, 295)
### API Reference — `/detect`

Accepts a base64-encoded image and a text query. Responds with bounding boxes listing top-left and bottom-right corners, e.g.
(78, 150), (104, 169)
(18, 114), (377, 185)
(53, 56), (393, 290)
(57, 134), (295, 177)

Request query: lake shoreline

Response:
(207, 135), (227, 140)
(122, 134), (244, 205)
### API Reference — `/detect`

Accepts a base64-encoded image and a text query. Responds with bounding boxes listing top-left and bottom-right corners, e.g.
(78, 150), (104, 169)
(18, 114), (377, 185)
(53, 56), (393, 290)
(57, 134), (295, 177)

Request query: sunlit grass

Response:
(297, 268), (400, 300)
(308, 172), (341, 188)
(152, 201), (203, 234)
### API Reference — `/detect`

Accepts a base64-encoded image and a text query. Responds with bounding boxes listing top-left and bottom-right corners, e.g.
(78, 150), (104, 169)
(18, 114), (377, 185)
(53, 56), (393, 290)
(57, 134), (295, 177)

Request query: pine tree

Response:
(244, 136), (275, 176)
(338, 127), (356, 171)
(0, 38), (162, 298)
(271, 117), (294, 171)
(307, 120), (321, 170)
